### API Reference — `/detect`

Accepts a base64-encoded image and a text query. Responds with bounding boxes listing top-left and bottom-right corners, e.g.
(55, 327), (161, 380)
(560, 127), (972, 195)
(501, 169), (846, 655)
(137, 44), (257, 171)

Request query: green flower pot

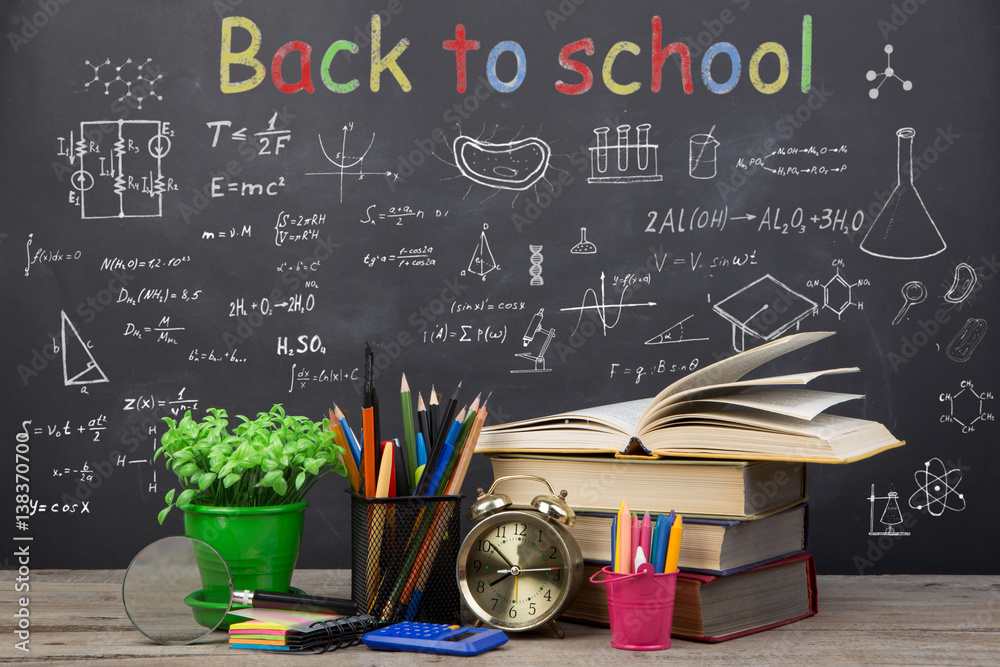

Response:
(182, 502), (307, 628)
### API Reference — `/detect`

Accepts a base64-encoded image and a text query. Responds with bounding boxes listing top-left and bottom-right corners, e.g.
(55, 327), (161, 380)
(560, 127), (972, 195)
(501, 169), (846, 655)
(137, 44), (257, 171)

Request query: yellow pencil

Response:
(664, 514), (684, 573)
(615, 500), (630, 573)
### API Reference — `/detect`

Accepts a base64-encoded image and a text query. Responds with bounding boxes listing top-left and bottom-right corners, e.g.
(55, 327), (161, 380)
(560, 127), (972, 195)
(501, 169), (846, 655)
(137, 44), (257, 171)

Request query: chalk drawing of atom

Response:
(908, 457), (966, 517)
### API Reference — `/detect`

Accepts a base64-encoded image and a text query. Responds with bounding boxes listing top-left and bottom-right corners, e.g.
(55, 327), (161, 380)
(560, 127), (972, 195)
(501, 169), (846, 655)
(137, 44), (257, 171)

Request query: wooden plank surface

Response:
(2, 571), (999, 665)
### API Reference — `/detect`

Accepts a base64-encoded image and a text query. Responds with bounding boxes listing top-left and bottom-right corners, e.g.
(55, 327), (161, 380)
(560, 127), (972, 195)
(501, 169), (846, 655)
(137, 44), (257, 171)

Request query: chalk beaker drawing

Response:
(860, 128), (946, 260)
(689, 129), (719, 179)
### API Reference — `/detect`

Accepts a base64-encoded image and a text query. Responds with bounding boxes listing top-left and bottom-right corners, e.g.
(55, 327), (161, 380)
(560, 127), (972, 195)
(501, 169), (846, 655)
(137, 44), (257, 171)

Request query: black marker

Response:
(233, 589), (358, 616)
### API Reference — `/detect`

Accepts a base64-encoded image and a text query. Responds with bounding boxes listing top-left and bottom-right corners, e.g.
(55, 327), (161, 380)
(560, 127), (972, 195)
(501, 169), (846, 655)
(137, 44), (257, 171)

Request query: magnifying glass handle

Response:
(234, 589), (358, 616)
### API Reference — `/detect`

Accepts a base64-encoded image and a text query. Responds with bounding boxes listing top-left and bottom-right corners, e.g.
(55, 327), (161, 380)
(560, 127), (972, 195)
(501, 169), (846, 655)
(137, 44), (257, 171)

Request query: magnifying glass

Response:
(122, 536), (357, 645)
(122, 536), (232, 644)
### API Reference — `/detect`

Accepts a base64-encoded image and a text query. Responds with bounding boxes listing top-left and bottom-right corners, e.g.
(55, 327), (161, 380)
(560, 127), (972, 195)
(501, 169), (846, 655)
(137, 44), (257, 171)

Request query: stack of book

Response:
(476, 331), (903, 642)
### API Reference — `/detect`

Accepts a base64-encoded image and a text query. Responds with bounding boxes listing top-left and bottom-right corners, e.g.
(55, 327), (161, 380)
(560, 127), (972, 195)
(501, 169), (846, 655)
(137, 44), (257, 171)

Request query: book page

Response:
(652, 367), (858, 408)
(645, 404), (878, 438)
(484, 398), (647, 434)
(693, 388), (864, 420)
(639, 331), (836, 427)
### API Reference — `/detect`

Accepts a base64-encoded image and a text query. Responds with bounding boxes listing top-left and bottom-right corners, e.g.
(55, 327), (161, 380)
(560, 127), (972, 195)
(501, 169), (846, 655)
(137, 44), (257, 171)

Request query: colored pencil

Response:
(630, 515), (640, 572)
(394, 439), (410, 497)
(400, 374), (417, 487)
(329, 410), (360, 493)
(615, 501), (630, 573)
(437, 395), (479, 495)
(436, 381), (462, 448)
(446, 397), (487, 496)
(426, 408), (465, 496)
(376, 441), (394, 498)
(428, 387), (439, 448)
(333, 403), (361, 470)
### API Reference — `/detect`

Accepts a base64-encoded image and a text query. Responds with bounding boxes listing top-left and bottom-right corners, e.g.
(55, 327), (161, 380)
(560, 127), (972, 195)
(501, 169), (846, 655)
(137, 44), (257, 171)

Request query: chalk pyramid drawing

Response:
(468, 227), (499, 280)
(61, 310), (109, 385)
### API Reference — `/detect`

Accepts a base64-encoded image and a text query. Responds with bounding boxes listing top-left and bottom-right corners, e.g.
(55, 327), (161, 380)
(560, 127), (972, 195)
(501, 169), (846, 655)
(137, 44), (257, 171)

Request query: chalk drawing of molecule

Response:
(84, 58), (163, 109)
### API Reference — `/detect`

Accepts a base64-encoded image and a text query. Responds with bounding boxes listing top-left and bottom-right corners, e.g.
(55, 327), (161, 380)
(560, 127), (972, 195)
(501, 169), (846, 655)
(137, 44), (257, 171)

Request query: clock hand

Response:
(496, 567), (560, 574)
(488, 573), (512, 587)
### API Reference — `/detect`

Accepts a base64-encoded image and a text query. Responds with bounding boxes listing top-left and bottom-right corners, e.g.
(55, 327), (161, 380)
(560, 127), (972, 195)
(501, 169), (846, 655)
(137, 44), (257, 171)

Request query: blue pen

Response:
(652, 512), (673, 574)
(427, 410), (465, 495)
(335, 404), (362, 469)
(413, 432), (428, 488)
(404, 589), (423, 621)
(610, 514), (618, 569)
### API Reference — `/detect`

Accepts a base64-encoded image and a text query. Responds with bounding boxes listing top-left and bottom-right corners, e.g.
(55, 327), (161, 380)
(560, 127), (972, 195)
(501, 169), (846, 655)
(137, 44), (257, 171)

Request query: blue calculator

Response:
(362, 622), (508, 656)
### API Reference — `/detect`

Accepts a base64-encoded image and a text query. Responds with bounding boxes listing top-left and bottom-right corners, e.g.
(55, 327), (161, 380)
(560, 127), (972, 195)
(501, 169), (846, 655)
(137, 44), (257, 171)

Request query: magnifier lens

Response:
(122, 536), (233, 645)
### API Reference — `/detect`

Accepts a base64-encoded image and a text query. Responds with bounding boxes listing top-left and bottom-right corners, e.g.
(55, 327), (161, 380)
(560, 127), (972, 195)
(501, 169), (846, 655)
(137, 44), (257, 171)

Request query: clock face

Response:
(458, 511), (579, 631)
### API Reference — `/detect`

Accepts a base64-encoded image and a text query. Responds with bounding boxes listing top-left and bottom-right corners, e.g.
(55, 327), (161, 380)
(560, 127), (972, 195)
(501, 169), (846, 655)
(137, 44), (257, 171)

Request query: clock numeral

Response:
(509, 606), (518, 618)
(551, 569), (561, 582)
(473, 559), (482, 572)
(476, 539), (489, 552)
(549, 546), (559, 559)
(495, 525), (506, 539)
(529, 602), (537, 616)
(477, 580), (486, 594)
(538, 528), (544, 541)
(513, 522), (527, 536)
(544, 589), (552, 602)
(491, 596), (500, 610)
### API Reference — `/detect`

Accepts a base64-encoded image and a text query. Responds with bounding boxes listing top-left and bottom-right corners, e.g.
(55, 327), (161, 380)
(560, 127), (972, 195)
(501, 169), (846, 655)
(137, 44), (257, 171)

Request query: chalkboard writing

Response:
(3, 0), (998, 576)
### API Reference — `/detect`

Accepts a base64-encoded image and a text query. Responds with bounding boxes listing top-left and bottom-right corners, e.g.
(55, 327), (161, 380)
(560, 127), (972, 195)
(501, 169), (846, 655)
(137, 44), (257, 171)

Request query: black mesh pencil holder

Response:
(350, 492), (462, 626)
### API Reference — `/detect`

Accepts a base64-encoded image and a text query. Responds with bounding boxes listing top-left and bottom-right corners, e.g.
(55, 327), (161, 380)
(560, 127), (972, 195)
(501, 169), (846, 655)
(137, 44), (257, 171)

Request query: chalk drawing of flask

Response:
(689, 131), (719, 179)
(861, 127), (946, 260)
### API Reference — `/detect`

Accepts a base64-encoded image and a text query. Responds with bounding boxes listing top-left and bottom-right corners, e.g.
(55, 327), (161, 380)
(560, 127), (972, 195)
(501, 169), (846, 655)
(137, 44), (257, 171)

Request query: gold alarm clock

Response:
(457, 475), (584, 637)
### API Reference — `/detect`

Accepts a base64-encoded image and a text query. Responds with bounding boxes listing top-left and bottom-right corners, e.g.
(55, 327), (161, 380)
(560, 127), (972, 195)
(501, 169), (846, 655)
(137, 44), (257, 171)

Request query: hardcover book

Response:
(477, 331), (903, 463)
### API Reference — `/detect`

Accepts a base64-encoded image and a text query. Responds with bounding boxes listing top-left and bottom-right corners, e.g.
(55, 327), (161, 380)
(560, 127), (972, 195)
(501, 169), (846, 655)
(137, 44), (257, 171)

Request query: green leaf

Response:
(223, 473), (241, 488)
(257, 470), (282, 488)
(164, 488), (176, 504)
(177, 489), (198, 506)
(198, 472), (217, 490)
(273, 476), (288, 497)
(157, 506), (171, 525)
(295, 471), (306, 490)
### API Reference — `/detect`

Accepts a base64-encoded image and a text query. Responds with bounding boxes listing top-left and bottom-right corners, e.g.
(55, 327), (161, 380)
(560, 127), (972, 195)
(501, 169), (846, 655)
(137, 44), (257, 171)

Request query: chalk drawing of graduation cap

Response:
(712, 274), (818, 352)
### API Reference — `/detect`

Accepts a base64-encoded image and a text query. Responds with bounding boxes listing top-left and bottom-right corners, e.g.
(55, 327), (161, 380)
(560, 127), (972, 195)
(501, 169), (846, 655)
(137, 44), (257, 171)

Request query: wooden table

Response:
(3, 571), (999, 664)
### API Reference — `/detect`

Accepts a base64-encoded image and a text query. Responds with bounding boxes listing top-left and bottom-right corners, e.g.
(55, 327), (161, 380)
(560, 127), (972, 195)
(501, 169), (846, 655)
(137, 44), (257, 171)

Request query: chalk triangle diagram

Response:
(61, 310), (109, 385)
(644, 315), (709, 345)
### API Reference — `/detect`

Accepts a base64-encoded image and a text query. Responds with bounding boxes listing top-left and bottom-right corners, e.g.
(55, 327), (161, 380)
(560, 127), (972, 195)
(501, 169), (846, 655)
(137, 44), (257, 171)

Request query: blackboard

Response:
(3, 0), (998, 576)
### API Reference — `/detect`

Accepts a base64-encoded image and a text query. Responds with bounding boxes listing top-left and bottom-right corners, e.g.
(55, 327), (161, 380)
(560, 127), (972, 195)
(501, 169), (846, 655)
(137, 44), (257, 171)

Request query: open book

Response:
(477, 331), (904, 463)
